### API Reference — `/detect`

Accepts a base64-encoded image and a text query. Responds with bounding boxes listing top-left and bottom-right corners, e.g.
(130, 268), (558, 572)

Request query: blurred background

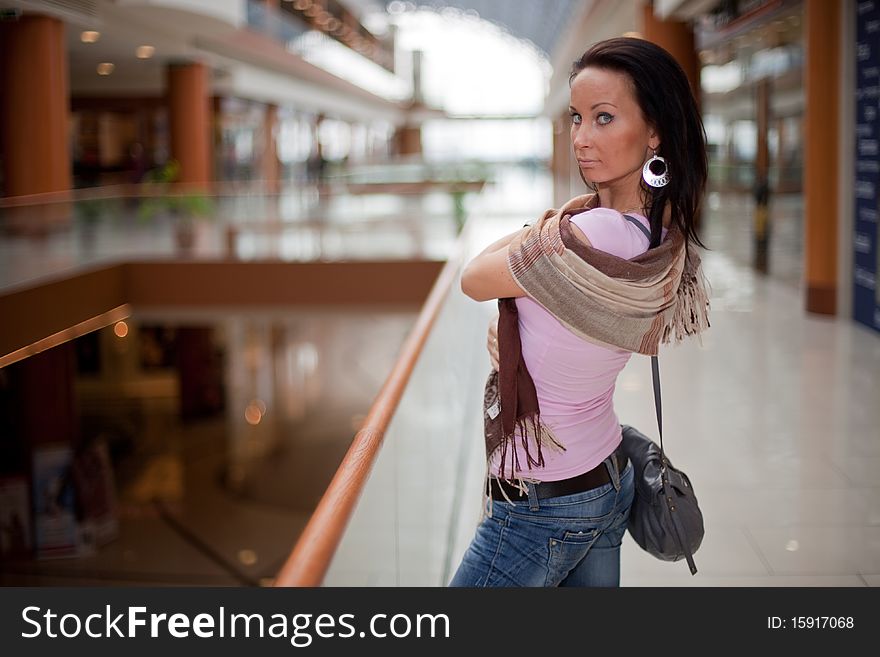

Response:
(0, 0), (878, 587)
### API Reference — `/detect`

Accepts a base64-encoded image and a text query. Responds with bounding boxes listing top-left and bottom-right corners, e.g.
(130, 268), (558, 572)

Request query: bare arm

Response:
(477, 222), (597, 368)
(460, 227), (528, 301)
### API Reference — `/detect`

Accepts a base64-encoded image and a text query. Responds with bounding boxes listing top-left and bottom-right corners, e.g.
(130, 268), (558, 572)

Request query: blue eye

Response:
(570, 112), (582, 125)
(597, 112), (614, 125)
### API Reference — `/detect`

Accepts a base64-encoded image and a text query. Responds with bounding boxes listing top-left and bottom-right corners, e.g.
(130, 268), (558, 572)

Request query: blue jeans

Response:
(449, 458), (634, 587)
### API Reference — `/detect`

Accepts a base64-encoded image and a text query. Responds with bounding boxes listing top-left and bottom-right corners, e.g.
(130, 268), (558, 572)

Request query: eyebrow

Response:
(569, 102), (617, 111)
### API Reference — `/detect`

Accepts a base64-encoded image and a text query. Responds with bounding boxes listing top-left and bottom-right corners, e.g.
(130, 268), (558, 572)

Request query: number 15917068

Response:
(767, 616), (854, 629)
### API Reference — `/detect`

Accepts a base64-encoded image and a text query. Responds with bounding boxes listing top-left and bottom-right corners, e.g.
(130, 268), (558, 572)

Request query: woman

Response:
(450, 37), (710, 587)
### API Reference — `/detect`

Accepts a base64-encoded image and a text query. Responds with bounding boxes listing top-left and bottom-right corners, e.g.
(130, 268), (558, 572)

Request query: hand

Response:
(487, 313), (499, 370)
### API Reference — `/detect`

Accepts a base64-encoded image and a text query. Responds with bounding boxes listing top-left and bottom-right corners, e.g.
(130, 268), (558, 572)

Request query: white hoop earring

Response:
(642, 149), (669, 188)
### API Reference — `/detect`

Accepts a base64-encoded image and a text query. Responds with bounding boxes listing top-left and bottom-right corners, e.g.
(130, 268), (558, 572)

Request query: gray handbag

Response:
(619, 356), (703, 575)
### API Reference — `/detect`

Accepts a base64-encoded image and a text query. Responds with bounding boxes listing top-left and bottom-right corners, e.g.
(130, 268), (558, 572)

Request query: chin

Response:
(579, 171), (604, 188)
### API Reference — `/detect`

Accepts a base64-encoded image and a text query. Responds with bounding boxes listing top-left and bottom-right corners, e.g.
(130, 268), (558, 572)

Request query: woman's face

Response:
(569, 66), (658, 189)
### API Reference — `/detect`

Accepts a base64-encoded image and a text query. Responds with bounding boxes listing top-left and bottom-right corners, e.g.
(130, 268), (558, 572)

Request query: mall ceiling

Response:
(345, 0), (589, 59)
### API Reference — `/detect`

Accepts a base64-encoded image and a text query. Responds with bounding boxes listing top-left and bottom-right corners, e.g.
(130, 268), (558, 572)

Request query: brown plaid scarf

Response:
(486, 193), (711, 478)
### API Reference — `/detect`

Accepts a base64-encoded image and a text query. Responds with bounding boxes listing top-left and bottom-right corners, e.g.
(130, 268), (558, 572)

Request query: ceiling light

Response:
(96, 62), (115, 75)
(136, 45), (155, 59)
(81, 30), (100, 43)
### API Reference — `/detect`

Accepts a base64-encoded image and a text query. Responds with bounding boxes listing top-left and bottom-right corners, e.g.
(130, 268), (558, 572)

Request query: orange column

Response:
(641, 4), (700, 97)
(262, 104), (281, 194)
(803, 0), (840, 315)
(167, 62), (212, 186)
(0, 15), (71, 196)
(394, 122), (422, 156)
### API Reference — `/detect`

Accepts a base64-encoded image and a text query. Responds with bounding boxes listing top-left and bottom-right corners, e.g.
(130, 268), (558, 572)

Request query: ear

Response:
(647, 126), (660, 152)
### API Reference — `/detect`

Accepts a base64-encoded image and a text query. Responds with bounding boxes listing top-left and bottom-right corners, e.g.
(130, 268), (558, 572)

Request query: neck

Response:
(594, 169), (645, 214)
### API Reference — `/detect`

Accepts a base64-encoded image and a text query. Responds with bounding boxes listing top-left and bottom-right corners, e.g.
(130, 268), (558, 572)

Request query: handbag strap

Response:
(651, 355), (664, 462)
(651, 354), (699, 575)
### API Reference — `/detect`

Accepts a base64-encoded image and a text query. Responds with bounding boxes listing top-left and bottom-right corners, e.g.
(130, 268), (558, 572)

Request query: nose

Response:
(571, 123), (591, 152)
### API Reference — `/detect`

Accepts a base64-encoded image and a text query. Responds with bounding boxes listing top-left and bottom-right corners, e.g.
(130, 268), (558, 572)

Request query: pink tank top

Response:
(490, 208), (668, 481)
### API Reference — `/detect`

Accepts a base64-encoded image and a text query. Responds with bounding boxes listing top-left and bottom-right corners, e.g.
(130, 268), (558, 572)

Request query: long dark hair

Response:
(570, 37), (708, 252)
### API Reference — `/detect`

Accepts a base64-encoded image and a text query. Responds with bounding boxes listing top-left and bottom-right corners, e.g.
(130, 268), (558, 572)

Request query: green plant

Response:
(137, 160), (213, 223)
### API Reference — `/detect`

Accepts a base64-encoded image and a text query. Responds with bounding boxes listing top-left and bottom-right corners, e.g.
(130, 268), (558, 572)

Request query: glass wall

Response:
(698, 3), (804, 194)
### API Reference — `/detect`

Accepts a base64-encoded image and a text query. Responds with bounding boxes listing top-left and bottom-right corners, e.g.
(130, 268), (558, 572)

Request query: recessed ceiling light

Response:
(136, 45), (155, 59)
(97, 62), (114, 75)
(81, 30), (100, 43)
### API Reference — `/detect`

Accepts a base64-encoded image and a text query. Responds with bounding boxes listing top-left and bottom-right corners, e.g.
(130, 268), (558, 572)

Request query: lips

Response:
(577, 159), (599, 167)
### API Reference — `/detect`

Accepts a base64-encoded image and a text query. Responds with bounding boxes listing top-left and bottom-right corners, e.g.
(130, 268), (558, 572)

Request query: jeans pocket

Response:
(545, 528), (600, 585)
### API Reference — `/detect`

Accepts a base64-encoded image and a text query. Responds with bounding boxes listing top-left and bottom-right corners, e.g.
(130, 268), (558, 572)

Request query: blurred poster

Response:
(71, 440), (119, 549)
(32, 446), (79, 559)
(0, 476), (32, 559)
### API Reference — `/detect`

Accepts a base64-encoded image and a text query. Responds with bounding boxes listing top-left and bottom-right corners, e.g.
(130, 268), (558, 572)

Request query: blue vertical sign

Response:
(855, 0), (880, 333)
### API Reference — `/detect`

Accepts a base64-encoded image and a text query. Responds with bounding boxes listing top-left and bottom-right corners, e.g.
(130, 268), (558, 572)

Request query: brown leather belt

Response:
(490, 448), (628, 501)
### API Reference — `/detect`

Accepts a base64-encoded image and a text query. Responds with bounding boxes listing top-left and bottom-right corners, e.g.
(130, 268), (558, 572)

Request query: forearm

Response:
(461, 227), (528, 301)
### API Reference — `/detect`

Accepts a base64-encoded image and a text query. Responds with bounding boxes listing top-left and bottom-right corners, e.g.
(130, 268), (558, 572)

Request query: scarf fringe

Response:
(662, 253), (712, 346)
(496, 413), (566, 480)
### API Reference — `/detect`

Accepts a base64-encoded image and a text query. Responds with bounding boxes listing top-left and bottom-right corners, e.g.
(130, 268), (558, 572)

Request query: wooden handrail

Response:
(0, 182), (275, 208)
(273, 246), (464, 587)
